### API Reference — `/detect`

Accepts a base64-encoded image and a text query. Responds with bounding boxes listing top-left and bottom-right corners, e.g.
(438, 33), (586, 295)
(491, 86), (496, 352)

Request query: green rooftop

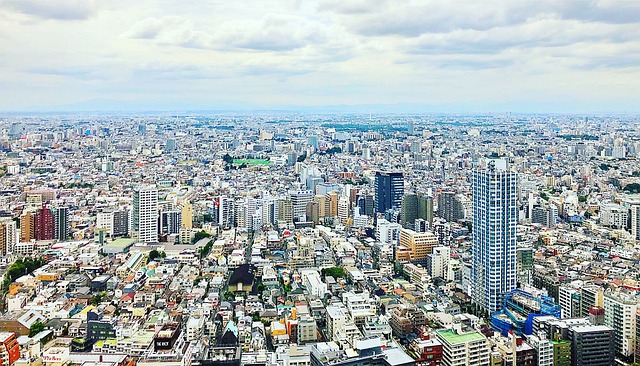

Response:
(437, 329), (486, 345)
(233, 159), (272, 166)
(105, 238), (136, 248)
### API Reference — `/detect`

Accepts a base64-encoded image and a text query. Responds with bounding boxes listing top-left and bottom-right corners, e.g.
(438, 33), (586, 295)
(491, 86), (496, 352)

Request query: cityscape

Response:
(1, 1), (640, 366)
(1, 114), (640, 366)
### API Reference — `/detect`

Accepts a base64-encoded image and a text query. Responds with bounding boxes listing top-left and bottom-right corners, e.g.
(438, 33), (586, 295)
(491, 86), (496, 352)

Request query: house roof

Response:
(228, 264), (255, 286)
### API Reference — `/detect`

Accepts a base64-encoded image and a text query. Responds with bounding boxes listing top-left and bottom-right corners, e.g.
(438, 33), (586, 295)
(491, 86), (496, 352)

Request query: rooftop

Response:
(437, 329), (485, 345)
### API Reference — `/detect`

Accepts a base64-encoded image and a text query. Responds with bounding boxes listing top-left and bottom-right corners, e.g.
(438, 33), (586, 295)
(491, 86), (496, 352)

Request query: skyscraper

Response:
(402, 193), (434, 229)
(133, 186), (159, 243)
(374, 171), (404, 214)
(472, 159), (518, 312)
(437, 191), (465, 222)
(53, 206), (69, 241)
(34, 205), (55, 241)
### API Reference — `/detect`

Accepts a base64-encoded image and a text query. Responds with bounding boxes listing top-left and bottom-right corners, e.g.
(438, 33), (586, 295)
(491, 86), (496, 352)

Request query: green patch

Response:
(233, 159), (272, 166)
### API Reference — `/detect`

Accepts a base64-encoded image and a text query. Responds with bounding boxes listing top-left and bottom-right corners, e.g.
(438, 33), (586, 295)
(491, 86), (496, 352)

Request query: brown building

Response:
(19, 211), (34, 243)
(0, 332), (20, 366)
(397, 228), (438, 266)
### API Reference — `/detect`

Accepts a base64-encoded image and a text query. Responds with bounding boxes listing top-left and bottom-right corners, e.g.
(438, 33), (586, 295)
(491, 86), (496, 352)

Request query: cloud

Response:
(25, 67), (108, 80)
(125, 14), (330, 52)
(1, 0), (639, 112)
(1, 0), (102, 20)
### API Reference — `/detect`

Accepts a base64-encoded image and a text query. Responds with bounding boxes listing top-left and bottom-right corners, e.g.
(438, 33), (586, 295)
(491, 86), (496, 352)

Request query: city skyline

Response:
(0, 0), (639, 113)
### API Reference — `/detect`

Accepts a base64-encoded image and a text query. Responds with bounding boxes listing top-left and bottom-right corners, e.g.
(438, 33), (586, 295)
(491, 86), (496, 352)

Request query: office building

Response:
(472, 159), (518, 312)
(401, 194), (434, 229)
(290, 190), (314, 222)
(53, 206), (69, 241)
(437, 191), (465, 223)
(374, 172), (403, 214)
(133, 186), (159, 243)
(397, 228), (438, 265)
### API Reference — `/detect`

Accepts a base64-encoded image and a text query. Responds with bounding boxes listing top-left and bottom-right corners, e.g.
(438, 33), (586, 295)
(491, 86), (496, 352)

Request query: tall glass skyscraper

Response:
(374, 171), (404, 214)
(472, 159), (518, 312)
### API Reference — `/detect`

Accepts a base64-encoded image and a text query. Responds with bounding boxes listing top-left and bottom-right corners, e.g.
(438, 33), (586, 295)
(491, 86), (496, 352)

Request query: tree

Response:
(540, 192), (549, 201)
(321, 267), (346, 279)
(148, 249), (165, 262)
(90, 292), (106, 306)
(29, 320), (45, 337)
(624, 183), (640, 194)
(193, 230), (211, 242)
(222, 154), (234, 164)
(578, 195), (587, 203)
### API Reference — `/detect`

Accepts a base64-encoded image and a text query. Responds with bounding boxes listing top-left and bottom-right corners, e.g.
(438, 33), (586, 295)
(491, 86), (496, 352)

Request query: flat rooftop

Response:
(437, 329), (485, 345)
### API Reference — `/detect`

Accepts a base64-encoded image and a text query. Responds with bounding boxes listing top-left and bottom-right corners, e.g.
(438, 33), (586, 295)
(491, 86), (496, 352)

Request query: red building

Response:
(34, 205), (54, 241)
(412, 336), (443, 366)
(0, 332), (20, 366)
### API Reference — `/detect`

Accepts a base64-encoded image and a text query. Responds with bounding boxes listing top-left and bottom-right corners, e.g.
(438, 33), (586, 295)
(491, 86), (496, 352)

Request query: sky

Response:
(0, 0), (639, 113)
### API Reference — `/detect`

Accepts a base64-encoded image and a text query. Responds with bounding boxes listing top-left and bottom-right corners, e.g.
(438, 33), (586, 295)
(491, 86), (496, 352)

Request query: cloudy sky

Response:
(0, 0), (639, 112)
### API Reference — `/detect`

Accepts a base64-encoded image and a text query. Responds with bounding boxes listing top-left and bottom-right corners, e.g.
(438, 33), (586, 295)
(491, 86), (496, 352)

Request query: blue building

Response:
(374, 171), (404, 214)
(491, 289), (561, 336)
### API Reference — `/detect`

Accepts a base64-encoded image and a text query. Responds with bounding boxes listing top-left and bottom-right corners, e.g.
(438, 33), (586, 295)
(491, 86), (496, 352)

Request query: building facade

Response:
(472, 159), (518, 312)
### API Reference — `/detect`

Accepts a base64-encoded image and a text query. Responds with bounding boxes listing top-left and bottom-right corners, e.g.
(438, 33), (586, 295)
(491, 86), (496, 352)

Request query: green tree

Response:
(540, 192), (549, 201)
(193, 231), (211, 242)
(148, 249), (165, 262)
(29, 320), (46, 337)
(321, 267), (346, 279)
(578, 195), (587, 203)
(624, 183), (640, 194)
(222, 154), (234, 164)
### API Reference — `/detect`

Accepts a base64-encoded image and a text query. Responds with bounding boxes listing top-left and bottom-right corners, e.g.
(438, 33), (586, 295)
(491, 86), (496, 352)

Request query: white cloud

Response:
(0, 0), (638, 111)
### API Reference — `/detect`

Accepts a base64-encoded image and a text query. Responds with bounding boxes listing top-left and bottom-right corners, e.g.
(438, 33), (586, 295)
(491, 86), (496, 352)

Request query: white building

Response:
(603, 291), (636, 359)
(133, 186), (159, 243)
(472, 159), (518, 312)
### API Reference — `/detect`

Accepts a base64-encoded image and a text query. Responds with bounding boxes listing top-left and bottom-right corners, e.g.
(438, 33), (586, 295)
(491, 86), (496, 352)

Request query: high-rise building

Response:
(374, 171), (404, 214)
(401, 194), (434, 229)
(436, 326), (489, 366)
(418, 194), (434, 226)
(401, 194), (418, 229)
(181, 202), (193, 229)
(277, 197), (293, 224)
(53, 206), (69, 241)
(96, 208), (130, 237)
(0, 220), (17, 256)
(533, 316), (615, 366)
(19, 211), (34, 242)
(472, 159), (518, 312)
(357, 193), (374, 217)
(580, 285), (604, 317)
(397, 228), (439, 265)
(160, 210), (182, 235)
(603, 291), (636, 361)
(290, 190), (314, 222)
(133, 186), (159, 243)
(437, 191), (465, 222)
(625, 198), (640, 240)
(34, 206), (55, 241)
